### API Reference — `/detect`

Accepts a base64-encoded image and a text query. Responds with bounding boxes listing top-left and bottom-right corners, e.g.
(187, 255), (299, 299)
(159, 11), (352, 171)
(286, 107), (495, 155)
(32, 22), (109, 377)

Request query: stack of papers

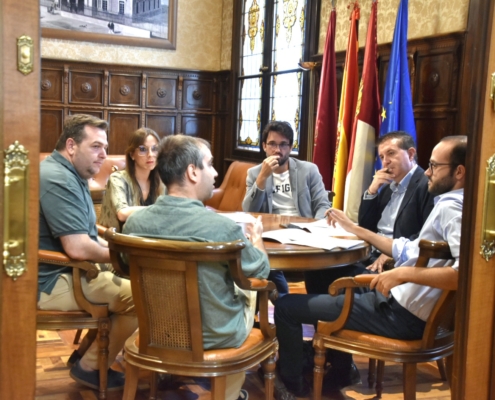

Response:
(262, 228), (363, 251)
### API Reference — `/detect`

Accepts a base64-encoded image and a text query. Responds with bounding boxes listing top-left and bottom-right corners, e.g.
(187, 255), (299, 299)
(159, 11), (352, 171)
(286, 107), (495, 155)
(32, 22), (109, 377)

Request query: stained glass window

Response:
(237, 0), (307, 153)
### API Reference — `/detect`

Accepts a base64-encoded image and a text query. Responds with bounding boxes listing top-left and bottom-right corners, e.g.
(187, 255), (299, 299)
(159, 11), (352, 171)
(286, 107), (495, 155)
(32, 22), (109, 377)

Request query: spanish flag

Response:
(332, 2), (360, 210)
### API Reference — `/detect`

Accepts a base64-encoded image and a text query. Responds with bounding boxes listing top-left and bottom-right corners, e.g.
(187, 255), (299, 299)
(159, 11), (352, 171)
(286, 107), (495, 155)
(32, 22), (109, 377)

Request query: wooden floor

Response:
(36, 282), (452, 400)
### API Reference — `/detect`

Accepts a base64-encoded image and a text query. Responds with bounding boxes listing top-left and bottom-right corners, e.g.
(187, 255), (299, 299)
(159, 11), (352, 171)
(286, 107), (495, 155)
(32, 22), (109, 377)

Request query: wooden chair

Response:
(37, 250), (111, 400)
(105, 229), (279, 400)
(204, 161), (255, 211)
(313, 240), (455, 400)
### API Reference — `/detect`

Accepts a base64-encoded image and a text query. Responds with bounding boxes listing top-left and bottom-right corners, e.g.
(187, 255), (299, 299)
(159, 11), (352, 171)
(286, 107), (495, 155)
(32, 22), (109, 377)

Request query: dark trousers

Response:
(274, 291), (426, 379)
(268, 270), (289, 296)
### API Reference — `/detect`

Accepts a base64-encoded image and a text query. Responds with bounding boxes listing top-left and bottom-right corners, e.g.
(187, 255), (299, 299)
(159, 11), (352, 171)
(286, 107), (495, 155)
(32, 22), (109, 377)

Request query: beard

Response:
(428, 173), (456, 196)
(277, 154), (290, 166)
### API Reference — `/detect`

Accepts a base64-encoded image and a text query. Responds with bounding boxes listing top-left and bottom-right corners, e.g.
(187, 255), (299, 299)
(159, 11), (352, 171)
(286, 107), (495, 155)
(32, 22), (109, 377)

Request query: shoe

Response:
(322, 362), (361, 390)
(278, 373), (310, 398)
(237, 389), (249, 400)
(69, 360), (125, 391)
(257, 367), (305, 398)
(66, 349), (82, 368)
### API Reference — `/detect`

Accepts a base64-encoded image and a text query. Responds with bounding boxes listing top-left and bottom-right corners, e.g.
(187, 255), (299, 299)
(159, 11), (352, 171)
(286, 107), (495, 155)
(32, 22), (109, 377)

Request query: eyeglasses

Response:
(428, 161), (455, 171)
(266, 141), (291, 150)
(137, 145), (158, 156)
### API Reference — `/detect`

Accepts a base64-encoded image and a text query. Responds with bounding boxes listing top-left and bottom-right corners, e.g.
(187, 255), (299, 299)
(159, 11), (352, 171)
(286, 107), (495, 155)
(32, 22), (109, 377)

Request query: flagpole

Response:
(299, 61), (320, 161)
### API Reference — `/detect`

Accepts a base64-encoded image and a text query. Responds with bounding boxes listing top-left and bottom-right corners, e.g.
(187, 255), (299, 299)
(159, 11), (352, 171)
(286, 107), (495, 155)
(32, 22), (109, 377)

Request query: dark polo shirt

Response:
(38, 150), (98, 296)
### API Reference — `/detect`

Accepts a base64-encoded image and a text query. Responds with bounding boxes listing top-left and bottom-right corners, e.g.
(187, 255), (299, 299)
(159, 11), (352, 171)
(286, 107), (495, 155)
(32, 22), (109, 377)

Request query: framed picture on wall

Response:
(40, 0), (177, 49)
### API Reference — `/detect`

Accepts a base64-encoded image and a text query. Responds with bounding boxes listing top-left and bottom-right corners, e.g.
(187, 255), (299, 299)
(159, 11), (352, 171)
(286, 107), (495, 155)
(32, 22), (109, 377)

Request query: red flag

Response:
(344, 0), (381, 221)
(332, 3), (360, 210)
(313, 6), (338, 190)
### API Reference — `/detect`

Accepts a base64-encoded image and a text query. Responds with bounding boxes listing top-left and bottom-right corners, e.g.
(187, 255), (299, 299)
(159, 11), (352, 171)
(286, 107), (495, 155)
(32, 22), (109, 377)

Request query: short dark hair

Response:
(55, 114), (108, 151)
(441, 135), (468, 171)
(377, 131), (417, 162)
(156, 134), (210, 187)
(261, 121), (294, 145)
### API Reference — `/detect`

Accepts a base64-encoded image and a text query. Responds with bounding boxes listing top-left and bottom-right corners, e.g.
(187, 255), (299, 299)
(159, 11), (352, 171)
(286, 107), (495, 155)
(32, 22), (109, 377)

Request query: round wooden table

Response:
(250, 213), (371, 271)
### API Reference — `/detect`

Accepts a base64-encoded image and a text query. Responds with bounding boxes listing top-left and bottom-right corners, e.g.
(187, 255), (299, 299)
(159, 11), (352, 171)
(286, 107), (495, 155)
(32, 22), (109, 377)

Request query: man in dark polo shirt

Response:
(38, 114), (137, 391)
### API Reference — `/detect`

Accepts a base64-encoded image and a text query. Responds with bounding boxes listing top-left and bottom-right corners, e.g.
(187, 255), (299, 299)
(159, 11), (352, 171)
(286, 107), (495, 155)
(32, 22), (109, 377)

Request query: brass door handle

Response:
(3, 141), (29, 280)
(491, 72), (495, 111)
(480, 153), (495, 261)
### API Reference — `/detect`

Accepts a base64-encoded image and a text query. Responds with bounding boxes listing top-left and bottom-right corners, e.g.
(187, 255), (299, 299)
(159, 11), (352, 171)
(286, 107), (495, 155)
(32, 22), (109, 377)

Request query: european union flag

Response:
(376, 0), (416, 169)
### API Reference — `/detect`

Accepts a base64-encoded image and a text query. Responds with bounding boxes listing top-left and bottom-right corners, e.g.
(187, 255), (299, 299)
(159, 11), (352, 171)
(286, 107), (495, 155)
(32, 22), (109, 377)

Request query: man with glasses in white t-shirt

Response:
(242, 121), (331, 296)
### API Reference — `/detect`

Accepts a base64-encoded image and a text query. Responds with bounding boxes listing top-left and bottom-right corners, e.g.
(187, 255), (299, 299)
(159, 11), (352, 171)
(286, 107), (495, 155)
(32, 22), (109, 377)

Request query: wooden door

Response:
(0, 0), (40, 398)
(452, 1), (495, 399)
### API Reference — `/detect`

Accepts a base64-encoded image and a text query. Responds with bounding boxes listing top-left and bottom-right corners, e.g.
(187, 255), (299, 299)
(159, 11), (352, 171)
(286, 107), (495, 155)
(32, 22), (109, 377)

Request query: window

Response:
(233, 0), (313, 157)
(102, 0), (107, 11)
(119, 1), (124, 14)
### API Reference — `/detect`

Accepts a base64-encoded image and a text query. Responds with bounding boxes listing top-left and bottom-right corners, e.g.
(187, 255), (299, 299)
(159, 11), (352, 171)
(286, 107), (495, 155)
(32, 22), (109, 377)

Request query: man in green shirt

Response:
(124, 134), (270, 400)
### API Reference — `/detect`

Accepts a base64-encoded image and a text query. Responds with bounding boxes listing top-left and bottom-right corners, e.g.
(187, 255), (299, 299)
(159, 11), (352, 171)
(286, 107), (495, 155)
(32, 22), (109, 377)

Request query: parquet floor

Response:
(36, 282), (452, 400)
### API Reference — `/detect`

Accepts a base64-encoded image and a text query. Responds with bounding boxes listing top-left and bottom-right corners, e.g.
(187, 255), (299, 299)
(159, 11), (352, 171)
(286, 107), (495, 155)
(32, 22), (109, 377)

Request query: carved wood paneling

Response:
(41, 69), (63, 103)
(109, 74), (141, 107)
(108, 112), (141, 154)
(182, 115), (211, 140)
(145, 114), (176, 137)
(182, 79), (213, 111)
(147, 77), (177, 109)
(41, 60), (230, 176)
(69, 71), (104, 105)
(40, 109), (63, 153)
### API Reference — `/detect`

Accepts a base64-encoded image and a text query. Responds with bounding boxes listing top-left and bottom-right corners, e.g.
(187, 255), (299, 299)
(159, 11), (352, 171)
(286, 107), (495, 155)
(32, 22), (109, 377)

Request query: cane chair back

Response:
(105, 228), (278, 400)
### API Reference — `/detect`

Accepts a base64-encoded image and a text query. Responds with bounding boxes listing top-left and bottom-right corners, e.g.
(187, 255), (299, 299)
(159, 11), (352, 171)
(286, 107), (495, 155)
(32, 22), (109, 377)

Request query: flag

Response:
(344, 0), (381, 222)
(376, 0), (416, 169)
(332, 2), (360, 210)
(312, 6), (338, 190)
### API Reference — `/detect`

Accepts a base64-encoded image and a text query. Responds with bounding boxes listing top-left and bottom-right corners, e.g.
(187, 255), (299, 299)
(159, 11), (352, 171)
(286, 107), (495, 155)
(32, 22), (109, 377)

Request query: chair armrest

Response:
(316, 275), (374, 335)
(96, 224), (108, 237)
(227, 259), (277, 339)
(38, 249), (100, 280)
(38, 250), (108, 318)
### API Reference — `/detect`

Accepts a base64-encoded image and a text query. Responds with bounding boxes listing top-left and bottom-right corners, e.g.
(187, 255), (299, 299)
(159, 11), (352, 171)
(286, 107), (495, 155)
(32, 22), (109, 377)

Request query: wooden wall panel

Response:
(40, 109), (63, 153)
(145, 114), (176, 138)
(182, 79), (213, 111)
(147, 77), (177, 109)
(414, 51), (456, 107)
(182, 115), (211, 140)
(41, 69), (63, 103)
(40, 60), (229, 176)
(109, 74), (141, 107)
(69, 71), (104, 105)
(108, 113), (140, 154)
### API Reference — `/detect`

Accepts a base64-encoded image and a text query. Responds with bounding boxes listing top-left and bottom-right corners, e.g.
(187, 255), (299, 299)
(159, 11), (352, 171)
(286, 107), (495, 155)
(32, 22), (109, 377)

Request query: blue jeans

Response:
(274, 291), (426, 379)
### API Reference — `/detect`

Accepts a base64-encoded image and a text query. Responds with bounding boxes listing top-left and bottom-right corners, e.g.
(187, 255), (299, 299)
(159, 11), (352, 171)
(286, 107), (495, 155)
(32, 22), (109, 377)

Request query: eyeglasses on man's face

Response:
(266, 141), (291, 150)
(428, 161), (455, 172)
(137, 145), (158, 156)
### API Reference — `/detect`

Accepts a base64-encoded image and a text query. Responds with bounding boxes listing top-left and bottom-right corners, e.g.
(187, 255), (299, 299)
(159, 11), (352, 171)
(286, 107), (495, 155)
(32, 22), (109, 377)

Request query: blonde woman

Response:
(99, 128), (164, 231)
